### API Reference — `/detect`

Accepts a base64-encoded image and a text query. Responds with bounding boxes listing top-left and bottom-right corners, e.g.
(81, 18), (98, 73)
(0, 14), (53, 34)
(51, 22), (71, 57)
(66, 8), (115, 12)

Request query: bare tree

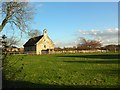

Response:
(28, 29), (41, 38)
(104, 44), (118, 52)
(77, 38), (102, 50)
(0, 1), (34, 32)
(5, 36), (19, 47)
(0, 1), (34, 86)
(79, 37), (87, 44)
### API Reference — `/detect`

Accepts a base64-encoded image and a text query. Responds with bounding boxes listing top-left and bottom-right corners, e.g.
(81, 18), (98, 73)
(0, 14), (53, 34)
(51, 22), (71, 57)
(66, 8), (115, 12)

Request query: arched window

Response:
(44, 45), (46, 48)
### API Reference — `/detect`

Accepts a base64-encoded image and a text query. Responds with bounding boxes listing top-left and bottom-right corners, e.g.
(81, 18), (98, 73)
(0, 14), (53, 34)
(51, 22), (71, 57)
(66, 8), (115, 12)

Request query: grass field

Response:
(3, 53), (119, 88)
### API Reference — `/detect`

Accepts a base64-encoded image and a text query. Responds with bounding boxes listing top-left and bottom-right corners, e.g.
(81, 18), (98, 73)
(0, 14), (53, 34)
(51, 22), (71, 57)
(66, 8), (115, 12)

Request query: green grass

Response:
(3, 53), (119, 88)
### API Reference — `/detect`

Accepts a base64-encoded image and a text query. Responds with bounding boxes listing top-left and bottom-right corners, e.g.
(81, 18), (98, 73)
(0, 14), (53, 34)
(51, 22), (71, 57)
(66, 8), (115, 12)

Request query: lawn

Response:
(2, 53), (119, 88)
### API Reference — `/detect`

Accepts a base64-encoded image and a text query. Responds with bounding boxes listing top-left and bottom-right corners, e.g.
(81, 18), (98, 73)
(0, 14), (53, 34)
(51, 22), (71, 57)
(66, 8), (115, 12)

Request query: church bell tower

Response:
(43, 29), (47, 36)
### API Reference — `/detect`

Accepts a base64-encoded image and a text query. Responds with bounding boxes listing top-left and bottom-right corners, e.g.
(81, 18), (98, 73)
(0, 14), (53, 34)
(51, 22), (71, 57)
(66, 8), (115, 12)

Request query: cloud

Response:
(78, 28), (119, 46)
(54, 28), (119, 47)
(37, 4), (44, 7)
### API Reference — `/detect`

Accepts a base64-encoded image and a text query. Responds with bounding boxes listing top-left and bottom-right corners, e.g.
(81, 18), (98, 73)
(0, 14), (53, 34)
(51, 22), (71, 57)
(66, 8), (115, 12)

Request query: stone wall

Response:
(54, 50), (107, 54)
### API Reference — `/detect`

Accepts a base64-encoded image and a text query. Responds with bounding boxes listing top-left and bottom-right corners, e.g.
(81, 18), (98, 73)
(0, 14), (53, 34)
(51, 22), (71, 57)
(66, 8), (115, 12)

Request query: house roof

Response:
(23, 35), (43, 47)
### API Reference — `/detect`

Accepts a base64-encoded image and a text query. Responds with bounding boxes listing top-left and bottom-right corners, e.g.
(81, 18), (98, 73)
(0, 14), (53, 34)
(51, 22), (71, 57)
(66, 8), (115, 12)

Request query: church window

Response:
(44, 45), (46, 48)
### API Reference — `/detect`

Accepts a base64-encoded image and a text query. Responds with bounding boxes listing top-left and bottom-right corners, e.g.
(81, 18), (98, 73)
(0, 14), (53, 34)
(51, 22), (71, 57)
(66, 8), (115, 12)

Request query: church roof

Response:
(23, 35), (43, 47)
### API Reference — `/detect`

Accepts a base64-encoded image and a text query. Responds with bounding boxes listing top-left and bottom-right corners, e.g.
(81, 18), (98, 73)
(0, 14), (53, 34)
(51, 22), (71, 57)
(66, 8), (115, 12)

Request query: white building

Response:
(24, 29), (54, 54)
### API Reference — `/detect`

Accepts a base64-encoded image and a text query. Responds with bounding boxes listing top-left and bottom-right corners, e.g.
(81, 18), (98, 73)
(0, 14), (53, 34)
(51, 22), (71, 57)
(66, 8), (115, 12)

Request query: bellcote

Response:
(43, 29), (47, 36)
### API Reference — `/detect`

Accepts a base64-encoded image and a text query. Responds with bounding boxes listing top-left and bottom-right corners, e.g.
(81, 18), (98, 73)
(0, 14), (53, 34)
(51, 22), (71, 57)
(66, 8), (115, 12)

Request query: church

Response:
(23, 29), (54, 54)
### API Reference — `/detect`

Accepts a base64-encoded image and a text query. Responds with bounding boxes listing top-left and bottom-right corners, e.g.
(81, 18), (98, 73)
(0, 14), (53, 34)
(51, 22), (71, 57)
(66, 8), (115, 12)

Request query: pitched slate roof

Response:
(23, 35), (43, 47)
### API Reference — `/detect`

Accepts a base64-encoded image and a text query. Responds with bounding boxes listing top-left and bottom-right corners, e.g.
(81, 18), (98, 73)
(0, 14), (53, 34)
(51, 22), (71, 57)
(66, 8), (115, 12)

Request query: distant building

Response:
(23, 29), (54, 54)
(5, 46), (24, 54)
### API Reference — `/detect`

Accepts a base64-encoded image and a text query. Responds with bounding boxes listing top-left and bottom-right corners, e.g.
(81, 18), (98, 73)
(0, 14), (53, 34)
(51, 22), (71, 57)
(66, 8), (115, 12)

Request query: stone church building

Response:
(23, 29), (54, 54)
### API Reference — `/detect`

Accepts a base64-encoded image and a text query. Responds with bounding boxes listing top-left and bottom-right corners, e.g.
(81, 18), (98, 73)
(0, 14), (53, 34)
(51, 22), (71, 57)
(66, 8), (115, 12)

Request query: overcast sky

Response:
(0, 2), (118, 48)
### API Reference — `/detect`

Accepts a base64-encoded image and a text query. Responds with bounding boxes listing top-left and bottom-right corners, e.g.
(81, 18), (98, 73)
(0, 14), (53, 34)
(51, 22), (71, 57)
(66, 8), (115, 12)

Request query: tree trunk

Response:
(0, 15), (9, 32)
(0, 25), (2, 32)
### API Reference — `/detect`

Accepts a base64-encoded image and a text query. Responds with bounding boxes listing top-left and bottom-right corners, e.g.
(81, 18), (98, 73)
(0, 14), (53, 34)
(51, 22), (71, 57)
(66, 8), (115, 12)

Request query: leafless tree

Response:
(0, 1), (34, 32)
(5, 36), (19, 47)
(28, 29), (41, 38)
(77, 37), (102, 50)
(104, 44), (119, 52)
(1, 1), (34, 87)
